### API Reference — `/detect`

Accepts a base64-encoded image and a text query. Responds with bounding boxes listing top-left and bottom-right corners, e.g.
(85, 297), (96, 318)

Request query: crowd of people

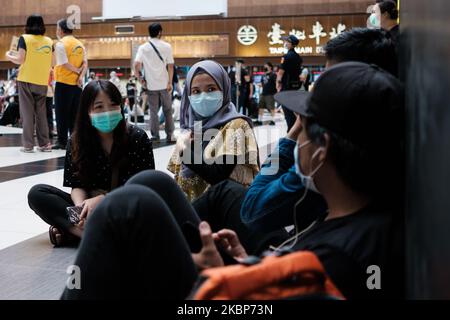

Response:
(0, 0), (405, 300)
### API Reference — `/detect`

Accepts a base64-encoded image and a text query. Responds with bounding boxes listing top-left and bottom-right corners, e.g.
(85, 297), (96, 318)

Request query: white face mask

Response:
(294, 140), (324, 194)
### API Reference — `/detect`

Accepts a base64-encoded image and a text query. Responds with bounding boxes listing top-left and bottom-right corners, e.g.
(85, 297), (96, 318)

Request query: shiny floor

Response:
(0, 114), (286, 299)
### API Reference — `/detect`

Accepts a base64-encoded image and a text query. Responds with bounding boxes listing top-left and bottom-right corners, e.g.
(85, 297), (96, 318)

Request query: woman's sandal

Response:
(48, 226), (80, 247)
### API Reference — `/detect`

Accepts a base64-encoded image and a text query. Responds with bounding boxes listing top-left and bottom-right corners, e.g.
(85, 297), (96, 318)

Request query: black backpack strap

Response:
(149, 40), (165, 64)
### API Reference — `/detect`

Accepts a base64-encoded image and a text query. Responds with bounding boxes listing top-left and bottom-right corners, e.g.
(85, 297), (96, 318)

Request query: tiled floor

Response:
(0, 115), (287, 299)
(0, 114), (287, 251)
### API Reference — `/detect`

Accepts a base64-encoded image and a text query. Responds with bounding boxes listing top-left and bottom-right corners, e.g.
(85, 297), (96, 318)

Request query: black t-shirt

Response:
(17, 36), (26, 51)
(239, 68), (248, 89)
(291, 203), (404, 299)
(389, 25), (400, 44)
(173, 65), (179, 85)
(126, 82), (136, 98)
(280, 49), (303, 90)
(228, 70), (236, 86)
(262, 72), (277, 96)
(63, 125), (155, 191)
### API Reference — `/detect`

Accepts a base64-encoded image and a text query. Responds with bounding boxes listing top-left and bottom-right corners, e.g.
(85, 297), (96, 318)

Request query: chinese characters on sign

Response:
(267, 23), (286, 45)
(237, 21), (347, 55)
(329, 23), (347, 39)
(309, 21), (328, 45)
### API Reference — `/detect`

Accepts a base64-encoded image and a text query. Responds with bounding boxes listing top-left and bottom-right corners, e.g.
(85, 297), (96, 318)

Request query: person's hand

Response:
(5, 51), (17, 61)
(276, 82), (282, 93)
(79, 194), (105, 221)
(167, 83), (173, 94)
(287, 114), (302, 140)
(192, 222), (224, 270)
(213, 229), (248, 262)
(77, 77), (83, 88)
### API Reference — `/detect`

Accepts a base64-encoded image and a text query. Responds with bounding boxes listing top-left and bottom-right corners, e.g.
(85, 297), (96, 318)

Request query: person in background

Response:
(134, 22), (175, 143)
(28, 80), (155, 247)
(168, 60), (259, 202)
(88, 72), (96, 82)
(256, 62), (277, 126)
(46, 70), (55, 139)
(53, 18), (88, 150)
(0, 77), (20, 126)
(159, 65), (182, 129)
(6, 15), (53, 153)
(240, 73), (253, 117)
(236, 59), (251, 116)
(109, 71), (125, 97)
(276, 35), (302, 132)
(371, 0), (399, 43)
(228, 65), (237, 107)
(324, 27), (398, 76)
(300, 66), (311, 91)
(126, 76), (137, 110)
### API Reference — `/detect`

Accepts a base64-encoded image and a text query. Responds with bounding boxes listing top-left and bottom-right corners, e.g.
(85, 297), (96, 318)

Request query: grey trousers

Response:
(17, 81), (50, 148)
(148, 89), (174, 138)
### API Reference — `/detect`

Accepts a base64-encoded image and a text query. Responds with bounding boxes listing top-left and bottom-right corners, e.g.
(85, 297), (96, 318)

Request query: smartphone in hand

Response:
(66, 205), (83, 225)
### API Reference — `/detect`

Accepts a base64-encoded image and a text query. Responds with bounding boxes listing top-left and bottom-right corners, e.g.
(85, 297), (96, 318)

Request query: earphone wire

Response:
(270, 180), (318, 252)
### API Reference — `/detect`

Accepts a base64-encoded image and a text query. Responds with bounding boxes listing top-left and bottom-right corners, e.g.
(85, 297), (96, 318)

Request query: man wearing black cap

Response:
(272, 61), (404, 298)
(276, 34), (303, 132)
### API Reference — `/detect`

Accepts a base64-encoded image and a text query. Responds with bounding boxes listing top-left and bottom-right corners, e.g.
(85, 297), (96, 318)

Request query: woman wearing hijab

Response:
(168, 60), (260, 201)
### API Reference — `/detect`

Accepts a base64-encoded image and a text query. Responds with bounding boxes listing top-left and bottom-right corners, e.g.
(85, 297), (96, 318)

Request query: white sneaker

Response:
(20, 147), (35, 153)
(37, 143), (52, 152)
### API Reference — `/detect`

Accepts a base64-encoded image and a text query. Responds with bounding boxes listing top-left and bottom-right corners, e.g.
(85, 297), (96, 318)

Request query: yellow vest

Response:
(17, 34), (53, 86)
(55, 36), (85, 85)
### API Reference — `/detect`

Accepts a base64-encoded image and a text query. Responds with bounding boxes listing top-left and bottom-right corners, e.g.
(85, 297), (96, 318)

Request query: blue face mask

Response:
(90, 110), (123, 133)
(294, 140), (323, 194)
(189, 91), (224, 118)
(369, 13), (381, 28)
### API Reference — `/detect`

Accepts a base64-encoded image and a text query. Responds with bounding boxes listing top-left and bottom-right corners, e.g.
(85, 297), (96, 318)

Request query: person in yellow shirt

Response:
(6, 15), (53, 152)
(52, 18), (88, 150)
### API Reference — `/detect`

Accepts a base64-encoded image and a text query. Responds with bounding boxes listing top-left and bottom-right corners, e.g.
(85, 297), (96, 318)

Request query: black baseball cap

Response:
(274, 61), (404, 146)
(282, 35), (299, 46)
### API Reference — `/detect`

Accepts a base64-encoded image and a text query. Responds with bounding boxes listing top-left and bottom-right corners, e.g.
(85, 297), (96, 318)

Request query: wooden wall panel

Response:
(0, 0), (373, 27)
(227, 0), (373, 17)
(0, 13), (368, 67)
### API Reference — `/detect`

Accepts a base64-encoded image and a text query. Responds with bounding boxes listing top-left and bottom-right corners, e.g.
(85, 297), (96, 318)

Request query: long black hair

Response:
(25, 15), (46, 35)
(71, 80), (128, 185)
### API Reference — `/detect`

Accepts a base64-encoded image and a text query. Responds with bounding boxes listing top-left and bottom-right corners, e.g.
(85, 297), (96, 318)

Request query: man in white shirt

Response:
(134, 23), (175, 143)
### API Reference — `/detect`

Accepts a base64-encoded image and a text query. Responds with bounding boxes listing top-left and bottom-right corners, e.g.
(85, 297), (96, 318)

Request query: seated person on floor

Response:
(194, 27), (399, 237)
(61, 62), (404, 300)
(168, 60), (259, 201)
(28, 80), (155, 247)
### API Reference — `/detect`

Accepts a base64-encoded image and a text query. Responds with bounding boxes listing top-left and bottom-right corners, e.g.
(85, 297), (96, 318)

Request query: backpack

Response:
(190, 250), (345, 300)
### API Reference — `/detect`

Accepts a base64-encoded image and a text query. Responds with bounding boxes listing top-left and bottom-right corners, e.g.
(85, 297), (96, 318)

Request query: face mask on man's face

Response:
(293, 140), (324, 194)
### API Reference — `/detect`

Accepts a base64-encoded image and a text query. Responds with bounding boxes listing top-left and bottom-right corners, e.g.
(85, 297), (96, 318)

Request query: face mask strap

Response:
(309, 147), (325, 178)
